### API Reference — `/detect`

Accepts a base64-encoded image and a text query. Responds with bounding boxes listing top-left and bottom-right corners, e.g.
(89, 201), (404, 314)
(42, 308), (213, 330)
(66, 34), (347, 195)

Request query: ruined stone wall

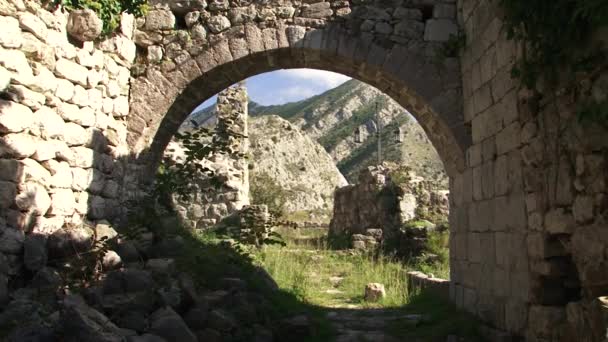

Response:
(0, 1), (135, 286)
(329, 166), (448, 240)
(165, 85), (249, 229)
(453, 1), (608, 340)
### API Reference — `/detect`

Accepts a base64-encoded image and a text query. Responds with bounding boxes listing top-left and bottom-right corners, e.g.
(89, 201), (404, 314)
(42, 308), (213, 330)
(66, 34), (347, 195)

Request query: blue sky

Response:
(193, 69), (351, 112)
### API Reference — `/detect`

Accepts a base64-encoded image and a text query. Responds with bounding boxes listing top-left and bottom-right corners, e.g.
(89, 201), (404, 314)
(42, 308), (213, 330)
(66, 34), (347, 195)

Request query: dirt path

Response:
(327, 308), (426, 342)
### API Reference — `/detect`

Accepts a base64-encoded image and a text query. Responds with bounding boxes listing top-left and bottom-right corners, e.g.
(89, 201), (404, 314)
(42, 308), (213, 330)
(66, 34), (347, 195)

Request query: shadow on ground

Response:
(172, 227), (486, 342)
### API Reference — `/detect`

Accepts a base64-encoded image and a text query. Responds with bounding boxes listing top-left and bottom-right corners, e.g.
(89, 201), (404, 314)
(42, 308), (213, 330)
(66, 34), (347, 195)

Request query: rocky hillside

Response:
(248, 115), (347, 214)
(186, 80), (447, 187)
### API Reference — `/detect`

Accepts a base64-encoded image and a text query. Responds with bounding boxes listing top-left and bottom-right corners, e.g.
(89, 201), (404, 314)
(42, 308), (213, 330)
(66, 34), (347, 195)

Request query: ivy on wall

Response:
(499, 0), (608, 122)
(58, 0), (148, 34)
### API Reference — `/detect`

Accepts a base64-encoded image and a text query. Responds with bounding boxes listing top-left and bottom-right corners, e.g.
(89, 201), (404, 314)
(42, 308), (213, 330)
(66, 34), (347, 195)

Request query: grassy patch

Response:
(169, 226), (480, 341)
(254, 244), (409, 308)
(172, 230), (335, 341)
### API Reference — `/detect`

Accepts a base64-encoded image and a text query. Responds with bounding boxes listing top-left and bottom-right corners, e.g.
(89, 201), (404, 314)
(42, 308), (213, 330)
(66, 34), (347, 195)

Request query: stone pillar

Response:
(167, 84), (250, 230)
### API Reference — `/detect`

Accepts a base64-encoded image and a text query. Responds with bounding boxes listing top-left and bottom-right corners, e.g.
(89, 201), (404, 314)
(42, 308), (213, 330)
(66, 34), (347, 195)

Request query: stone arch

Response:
(127, 23), (467, 183)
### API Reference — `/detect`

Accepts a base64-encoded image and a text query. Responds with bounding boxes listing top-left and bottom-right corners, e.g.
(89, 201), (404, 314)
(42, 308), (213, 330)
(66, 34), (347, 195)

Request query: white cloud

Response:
(273, 85), (321, 103)
(278, 69), (351, 88)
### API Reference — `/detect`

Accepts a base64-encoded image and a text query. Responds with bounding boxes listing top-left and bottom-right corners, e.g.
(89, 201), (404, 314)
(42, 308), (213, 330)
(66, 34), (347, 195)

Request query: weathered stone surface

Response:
(102, 250), (122, 270)
(103, 269), (155, 294)
(0, 16), (22, 48)
(207, 15), (230, 33)
(121, 12), (135, 39)
(19, 12), (48, 42)
(58, 102), (96, 126)
(0, 100), (34, 133)
(48, 226), (94, 257)
(23, 234), (47, 271)
(149, 307), (197, 342)
(146, 258), (176, 275)
(0, 228), (25, 254)
(0, 66), (10, 92)
(0, 133), (37, 158)
(364, 283), (386, 302)
(147, 45), (163, 63)
(424, 19), (458, 42)
(67, 9), (103, 42)
(545, 209), (574, 234)
(95, 220), (118, 242)
(63, 122), (88, 146)
(55, 58), (89, 86)
(145, 9), (175, 30)
(62, 300), (124, 341)
(0, 181), (16, 209)
(69, 146), (95, 168)
(300, 2), (332, 18)
(49, 188), (76, 216)
(15, 182), (51, 215)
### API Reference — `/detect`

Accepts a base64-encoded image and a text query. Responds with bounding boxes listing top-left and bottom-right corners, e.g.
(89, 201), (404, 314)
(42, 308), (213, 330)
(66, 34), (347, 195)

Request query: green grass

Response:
(167, 225), (482, 341)
(253, 227), (451, 309)
(254, 244), (410, 308)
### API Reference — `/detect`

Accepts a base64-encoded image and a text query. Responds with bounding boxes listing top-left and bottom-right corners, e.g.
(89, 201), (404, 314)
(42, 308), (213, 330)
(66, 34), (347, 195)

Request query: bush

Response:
(249, 171), (289, 217)
(59, 0), (148, 34)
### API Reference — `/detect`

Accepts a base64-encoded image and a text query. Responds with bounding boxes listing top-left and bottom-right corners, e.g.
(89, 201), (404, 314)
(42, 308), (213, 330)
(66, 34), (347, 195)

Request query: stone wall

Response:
(453, 0), (608, 340)
(0, 1), (135, 288)
(164, 85), (249, 230)
(329, 165), (449, 248)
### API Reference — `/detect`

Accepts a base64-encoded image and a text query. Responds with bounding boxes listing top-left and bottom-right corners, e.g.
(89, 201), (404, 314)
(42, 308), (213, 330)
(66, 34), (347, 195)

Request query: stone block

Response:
(494, 154), (508, 196)
(424, 19), (458, 42)
(545, 208), (574, 234)
(467, 143), (482, 167)
(505, 300), (528, 334)
(493, 267), (509, 297)
(0, 181), (16, 209)
(394, 20), (424, 39)
(572, 195), (595, 223)
(145, 9), (175, 30)
(472, 165), (482, 201)
(528, 305), (566, 339)
(433, 4), (456, 19)
(468, 233), (481, 263)
(67, 9), (103, 42)
(495, 232), (508, 266)
(301, 2), (333, 19)
(496, 121), (521, 155)
(509, 270), (530, 302)
(479, 233), (495, 265)
(55, 59), (88, 86)
(0, 133), (38, 158)
(527, 233), (567, 259)
(481, 161), (494, 199)
(463, 287), (478, 314)
(15, 181), (50, 215)
(19, 12), (48, 42)
(0, 100), (34, 133)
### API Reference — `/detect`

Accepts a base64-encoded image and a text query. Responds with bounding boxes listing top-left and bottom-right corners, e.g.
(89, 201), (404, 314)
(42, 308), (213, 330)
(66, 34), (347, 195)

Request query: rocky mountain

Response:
(185, 79), (447, 187)
(248, 115), (348, 214)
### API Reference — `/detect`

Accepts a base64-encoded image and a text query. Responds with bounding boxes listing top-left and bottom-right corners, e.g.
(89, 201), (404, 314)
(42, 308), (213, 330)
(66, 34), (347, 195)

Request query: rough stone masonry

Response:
(0, 0), (607, 340)
(164, 84), (250, 230)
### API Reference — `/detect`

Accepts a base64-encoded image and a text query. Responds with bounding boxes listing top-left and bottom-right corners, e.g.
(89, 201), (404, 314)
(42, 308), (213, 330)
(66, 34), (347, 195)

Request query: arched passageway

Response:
(124, 6), (467, 182)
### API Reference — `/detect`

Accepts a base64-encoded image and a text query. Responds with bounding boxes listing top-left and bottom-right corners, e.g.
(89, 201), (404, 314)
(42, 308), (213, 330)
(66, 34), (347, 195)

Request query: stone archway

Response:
(124, 2), (467, 184)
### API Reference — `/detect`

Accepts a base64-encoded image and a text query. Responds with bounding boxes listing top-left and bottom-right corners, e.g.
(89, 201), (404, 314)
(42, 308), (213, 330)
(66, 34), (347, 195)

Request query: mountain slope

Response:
(183, 79), (447, 186)
(248, 115), (348, 214)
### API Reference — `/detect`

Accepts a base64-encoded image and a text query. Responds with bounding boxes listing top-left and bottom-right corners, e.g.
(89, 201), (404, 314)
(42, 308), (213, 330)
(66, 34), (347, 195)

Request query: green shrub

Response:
(60, 0), (148, 34)
(249, 171), (289, 217)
